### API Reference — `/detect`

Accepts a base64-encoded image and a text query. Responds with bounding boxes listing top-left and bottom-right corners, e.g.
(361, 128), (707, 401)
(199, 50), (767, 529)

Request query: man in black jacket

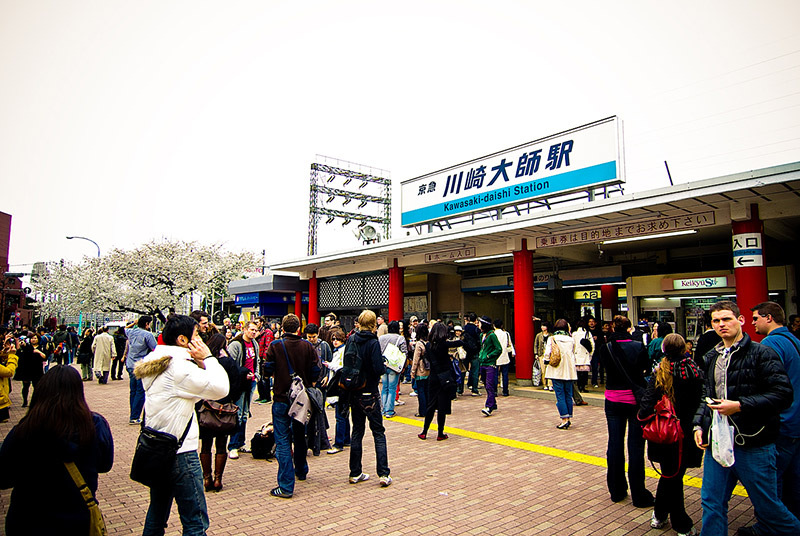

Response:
(263, 314), (319, 499)
(346, 309), (392, 487)
(693, 300), (799, 536)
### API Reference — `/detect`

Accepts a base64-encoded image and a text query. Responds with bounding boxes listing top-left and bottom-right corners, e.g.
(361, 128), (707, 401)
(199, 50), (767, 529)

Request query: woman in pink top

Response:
(599, 315), (654, 508)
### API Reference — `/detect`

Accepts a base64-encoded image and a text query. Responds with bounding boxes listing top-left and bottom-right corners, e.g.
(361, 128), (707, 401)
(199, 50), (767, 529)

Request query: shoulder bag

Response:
(383, 336), (406, 373)
(280, 340), (311, 425)
(64, 461), (107, 536)
(130, 414), (193, 487)
(548, 339), (562, 368)
(638, 393), (684, 478)
(197, 399), (239, 434)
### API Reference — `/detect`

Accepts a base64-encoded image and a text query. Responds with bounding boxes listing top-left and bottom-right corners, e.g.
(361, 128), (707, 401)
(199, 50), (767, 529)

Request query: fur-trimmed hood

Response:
(134, 345), (191, 390)
(133, 354), (173, 379)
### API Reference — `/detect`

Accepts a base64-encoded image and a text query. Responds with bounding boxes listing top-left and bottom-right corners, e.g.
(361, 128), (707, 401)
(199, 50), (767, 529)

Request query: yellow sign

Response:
(573, 288), (627, 300)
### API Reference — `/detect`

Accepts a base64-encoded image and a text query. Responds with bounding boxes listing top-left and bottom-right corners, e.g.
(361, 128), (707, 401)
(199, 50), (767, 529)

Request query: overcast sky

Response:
(1, 0), (799, 274)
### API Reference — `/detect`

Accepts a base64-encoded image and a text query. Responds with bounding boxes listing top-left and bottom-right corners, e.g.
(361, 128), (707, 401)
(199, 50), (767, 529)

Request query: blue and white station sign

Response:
(401, 117), (624, 227)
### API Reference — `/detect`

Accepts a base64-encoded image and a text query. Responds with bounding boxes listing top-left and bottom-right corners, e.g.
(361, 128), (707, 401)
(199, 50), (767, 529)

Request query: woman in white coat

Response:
(544, 319), (578, 429)
(572, 319), (595, 393)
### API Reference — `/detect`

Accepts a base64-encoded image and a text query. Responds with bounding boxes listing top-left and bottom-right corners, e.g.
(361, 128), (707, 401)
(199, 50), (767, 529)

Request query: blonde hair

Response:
(655, 333), (686, 402)
(357, 310), (377, 332)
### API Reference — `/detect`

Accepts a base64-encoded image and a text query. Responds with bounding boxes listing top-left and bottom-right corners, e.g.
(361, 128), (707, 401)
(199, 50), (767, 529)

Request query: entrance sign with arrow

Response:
(732, 232), (763, 268)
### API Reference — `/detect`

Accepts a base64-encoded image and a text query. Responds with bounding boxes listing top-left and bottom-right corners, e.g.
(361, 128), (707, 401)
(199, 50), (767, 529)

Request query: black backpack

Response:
(463, 330), (479, 356)
(338, 339), (366, 392)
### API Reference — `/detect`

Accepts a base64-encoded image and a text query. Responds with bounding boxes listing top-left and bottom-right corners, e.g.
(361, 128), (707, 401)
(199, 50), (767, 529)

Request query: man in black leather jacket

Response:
(693, 300), (799, 536)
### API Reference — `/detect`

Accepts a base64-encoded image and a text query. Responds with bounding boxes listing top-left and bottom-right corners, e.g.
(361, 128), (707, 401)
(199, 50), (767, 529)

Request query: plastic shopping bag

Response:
(532, 359), (542, 387)
(710, 410), (735, 467)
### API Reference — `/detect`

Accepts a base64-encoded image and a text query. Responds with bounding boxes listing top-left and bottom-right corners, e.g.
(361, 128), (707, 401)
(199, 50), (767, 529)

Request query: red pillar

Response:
(600, 284), (618, 321)
(294, 290), (302, 318)
(513, 239), (535, 385)
(388, 259), (404, 322)
(308, 271), (320, 326)
(732, 204), (768, 341)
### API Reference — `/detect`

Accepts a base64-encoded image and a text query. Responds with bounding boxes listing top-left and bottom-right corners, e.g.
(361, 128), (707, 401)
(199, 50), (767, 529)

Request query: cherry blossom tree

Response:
(33, 239), (260, 321)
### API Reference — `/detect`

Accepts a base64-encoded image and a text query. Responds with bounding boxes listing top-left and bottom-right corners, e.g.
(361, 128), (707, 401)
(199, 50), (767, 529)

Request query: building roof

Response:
(270, 161), (800, 279)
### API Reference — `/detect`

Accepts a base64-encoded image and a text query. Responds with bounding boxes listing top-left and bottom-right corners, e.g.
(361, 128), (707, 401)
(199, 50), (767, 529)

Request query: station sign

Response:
(424, 247), (476, 263)
(732, 232), (763, 268)
(537, 210), (715, 248)
(401, 117), (623, 227)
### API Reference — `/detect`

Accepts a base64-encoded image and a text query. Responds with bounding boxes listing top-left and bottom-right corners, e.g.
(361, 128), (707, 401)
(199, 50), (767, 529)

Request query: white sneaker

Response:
(676, 528), (697, 536)
(228, 449), (239, 459)
(349, 473), (369, 484)
(379, 475), (392, 487)
(650, 511), (668, 529)
(395, 400), (405, 406)
(409, 391), (418, 397)
(481, 407), (492, 417)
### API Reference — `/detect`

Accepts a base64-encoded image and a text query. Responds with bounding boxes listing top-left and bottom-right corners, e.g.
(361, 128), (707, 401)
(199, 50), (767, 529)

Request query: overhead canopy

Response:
(270, 162), (800, 279)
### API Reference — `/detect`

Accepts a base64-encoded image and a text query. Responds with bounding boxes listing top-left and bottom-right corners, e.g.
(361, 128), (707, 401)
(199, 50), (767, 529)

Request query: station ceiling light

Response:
(601, 230), (696, 245)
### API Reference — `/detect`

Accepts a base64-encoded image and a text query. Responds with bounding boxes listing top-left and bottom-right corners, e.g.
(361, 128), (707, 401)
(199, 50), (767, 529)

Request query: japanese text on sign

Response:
(424, 247), (477, 263)
(535, 211), (716, 248)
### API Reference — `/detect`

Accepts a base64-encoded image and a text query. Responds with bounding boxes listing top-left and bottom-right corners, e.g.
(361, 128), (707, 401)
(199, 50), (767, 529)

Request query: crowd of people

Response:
(0, 299), (797, 535)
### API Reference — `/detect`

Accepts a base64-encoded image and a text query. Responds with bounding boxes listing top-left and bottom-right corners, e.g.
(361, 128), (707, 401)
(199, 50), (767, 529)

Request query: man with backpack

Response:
(462, 314), (481, 396)
(339, 310), (392, 487)
(263, 314), (319, 499)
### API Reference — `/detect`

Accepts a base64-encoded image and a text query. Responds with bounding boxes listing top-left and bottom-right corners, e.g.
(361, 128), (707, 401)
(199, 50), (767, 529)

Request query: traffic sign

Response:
(732, 232), (763, 268)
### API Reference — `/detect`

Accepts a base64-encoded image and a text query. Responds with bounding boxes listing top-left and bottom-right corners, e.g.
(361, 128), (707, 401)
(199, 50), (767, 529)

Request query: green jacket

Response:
(478, 331), (503, 366)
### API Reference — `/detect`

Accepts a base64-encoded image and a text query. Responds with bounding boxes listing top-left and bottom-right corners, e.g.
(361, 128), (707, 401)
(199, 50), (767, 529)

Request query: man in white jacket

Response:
(134, 314), (229, 536)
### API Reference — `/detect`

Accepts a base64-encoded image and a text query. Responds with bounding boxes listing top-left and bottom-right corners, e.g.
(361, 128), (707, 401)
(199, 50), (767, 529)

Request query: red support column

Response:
(294, 290), (302, 318)
(388, 259), (405, 322)
(732, 204), (768, 341)
(513, 239), (535, 385)
(308, 271), (320, 326)
(600, 284), (618, 321)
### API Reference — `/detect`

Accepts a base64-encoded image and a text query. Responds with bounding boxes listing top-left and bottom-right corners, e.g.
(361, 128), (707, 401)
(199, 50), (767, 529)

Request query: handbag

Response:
(197, 400), (239, 434)
(639, 393), (684, 478)
(130, 415), (193, 487)
(548, 339), (562, 368)
(64, 461), (107, 536)
(383, 339), (406, 373)
(280, 340), (311, 425)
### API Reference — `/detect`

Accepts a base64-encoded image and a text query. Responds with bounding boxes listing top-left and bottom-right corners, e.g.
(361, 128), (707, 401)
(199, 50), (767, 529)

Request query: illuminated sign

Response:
(401, 117), (622, 227)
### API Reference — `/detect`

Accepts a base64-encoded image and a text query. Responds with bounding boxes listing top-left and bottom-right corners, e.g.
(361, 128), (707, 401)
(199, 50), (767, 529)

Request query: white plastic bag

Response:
(532, 359), (542, 387)
(383, 342), (406, 373)
(710, 410), (735, 467)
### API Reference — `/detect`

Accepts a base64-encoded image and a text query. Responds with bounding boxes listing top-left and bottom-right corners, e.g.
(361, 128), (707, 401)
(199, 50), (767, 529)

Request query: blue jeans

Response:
(416, 377), (429, 416)
(229, 380), (255, 451)
(702, 445), (800, 536)
(480, 366), (498, 410)
(128, 367), (145, 421)
(333, 401), (351, 448)
(774, 435), (800, 519)
(497, 364), (509, 395)
(143, 451), (209, 536)
(552, 379), (574, 418)
(605, 399), (650, 504)
(381, 369), (400, 417)
(349, 393), (390, 478)
(272, 401), (308, 494)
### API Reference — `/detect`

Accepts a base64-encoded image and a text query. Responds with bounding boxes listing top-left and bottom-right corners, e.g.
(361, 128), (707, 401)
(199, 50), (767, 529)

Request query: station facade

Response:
(267, 157), (800, 386)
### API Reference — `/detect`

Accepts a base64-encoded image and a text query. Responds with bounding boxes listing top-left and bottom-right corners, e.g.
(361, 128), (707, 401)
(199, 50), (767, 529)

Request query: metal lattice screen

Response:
(317, 273), (389, 310)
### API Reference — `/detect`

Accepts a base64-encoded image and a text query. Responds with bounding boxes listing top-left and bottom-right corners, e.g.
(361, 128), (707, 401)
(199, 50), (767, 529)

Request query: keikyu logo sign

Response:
(672, 276), (728, 290)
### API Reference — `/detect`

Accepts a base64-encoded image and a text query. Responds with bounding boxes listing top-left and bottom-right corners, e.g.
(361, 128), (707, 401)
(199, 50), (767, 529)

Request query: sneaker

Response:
(409, 391), (418, 397)
(593, 384), (599, 388)
(239, 446), (251, 453)
(471, 391), (480, 397)
(326, 446), (343, 455)
(395, 400), (405, 406)
(650, 511), (668, 529)
(349, 473), (369, 484)
(379, 475), (392, 487)
(481, 407), (492, 417)
(128, 419), (141, 425)
(677, 528), (698, 536)
(383, 414), (394, 419)
(270, 487), (293, 499)
(228, 449), (239, 459)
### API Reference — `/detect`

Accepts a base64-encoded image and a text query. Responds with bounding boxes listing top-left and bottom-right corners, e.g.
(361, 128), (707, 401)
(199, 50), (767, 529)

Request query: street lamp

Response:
(66, 236), (101, 257)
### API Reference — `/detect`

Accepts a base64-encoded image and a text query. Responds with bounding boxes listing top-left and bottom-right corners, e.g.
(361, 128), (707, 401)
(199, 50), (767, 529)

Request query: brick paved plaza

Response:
(0, 369), (757, 535)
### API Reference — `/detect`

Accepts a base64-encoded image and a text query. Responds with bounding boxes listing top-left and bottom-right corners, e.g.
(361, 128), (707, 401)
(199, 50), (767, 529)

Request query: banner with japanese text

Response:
(400, 117), (622, 226)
